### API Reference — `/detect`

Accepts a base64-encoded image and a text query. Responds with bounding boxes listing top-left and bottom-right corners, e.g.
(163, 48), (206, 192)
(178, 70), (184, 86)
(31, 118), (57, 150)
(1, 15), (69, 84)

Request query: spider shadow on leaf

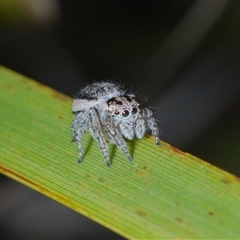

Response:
(108, 138), (137, 165)
(127, 138), (137, 160)
(82, 136), (94, 160)
(108, 144), (117, 165)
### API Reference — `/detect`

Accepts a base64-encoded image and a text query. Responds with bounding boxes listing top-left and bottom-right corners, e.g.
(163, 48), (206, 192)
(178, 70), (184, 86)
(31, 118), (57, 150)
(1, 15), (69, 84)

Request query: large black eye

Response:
(131, 107), (137, 115)
(122, 110), (130, 117)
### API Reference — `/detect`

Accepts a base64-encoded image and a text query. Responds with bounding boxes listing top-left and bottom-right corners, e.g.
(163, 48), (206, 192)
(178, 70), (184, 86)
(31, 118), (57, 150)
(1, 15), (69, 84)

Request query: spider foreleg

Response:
(89, 108), (110, 167)
(104, 118), (132, 162)
(71, 111), (89, 163)
(144, 108), (160, 146)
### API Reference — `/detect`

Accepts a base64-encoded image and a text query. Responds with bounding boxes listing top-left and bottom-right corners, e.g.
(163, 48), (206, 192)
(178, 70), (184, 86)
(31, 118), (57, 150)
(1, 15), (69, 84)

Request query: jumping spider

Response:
(71, 81), (160, 167)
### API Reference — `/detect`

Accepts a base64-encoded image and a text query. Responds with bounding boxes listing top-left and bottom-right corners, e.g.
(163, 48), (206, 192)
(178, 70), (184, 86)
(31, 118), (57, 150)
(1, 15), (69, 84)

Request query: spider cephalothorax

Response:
(71, 81), (159, 167)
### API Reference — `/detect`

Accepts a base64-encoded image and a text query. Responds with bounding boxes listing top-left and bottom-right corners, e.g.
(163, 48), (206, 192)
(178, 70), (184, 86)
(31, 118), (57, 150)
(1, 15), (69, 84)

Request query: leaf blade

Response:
(0, 66), (240, 239)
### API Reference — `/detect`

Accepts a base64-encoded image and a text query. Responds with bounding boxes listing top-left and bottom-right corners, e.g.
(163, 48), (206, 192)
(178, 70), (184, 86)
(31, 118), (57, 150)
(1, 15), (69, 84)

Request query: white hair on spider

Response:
(71, 81), (160, 167)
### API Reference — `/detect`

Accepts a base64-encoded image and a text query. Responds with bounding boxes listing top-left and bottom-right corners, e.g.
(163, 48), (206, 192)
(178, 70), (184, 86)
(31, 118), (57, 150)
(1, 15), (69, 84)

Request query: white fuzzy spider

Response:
(71, 81), (160, 167)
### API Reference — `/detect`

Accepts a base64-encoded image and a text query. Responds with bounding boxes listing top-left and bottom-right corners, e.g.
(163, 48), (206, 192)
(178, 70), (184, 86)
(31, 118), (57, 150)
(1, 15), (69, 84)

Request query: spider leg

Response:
(71, 111), (89, 163)
(104, 117), (132, 162)
(144, 107), (160, 146)
(71, 111), (85, 141)
(89, 108), (110, 167)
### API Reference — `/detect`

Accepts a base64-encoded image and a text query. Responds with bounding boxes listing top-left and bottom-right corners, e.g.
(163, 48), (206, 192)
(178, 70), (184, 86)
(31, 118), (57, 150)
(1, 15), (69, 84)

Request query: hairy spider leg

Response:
(144, 108), (160, 146)
(71, 111), (89, 163)
(89, 108), (110, 166)
(104, 117), (132, 162)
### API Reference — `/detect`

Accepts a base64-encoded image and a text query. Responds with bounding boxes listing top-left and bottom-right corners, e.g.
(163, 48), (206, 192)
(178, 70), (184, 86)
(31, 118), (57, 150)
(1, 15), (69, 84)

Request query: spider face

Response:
(71, 81), (160, 167)
(105, 96), (140, 121)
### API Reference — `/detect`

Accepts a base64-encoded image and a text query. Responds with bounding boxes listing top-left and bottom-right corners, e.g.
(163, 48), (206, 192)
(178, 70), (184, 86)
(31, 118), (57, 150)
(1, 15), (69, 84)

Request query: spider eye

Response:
(122, 110), (130, 117)
(131, 107), (137, 115)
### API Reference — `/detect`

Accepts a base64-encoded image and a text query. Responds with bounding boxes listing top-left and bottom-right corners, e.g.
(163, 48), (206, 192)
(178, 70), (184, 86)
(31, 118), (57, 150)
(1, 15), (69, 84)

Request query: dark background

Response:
(1, 1), (240, 239)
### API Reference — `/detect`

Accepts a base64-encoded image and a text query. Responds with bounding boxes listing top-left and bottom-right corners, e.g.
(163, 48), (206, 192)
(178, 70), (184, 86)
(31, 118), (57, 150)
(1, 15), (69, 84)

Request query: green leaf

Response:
(0, 66), (240, 239)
